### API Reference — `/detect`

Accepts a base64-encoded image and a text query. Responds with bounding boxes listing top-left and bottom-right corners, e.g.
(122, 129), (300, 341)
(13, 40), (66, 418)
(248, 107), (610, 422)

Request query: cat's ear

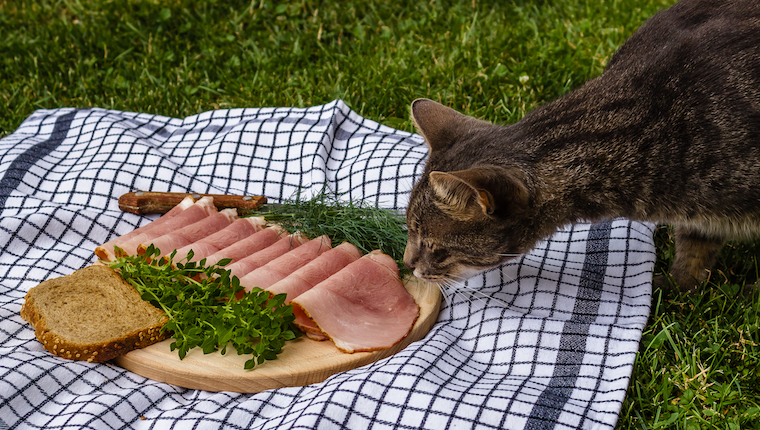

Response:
(429, 171), (495, 218)
(411, 99), (490, 152)
(429, 167), (528, 219)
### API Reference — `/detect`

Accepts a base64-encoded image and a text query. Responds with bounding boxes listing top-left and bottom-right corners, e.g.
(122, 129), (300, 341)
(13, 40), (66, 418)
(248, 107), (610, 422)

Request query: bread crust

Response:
(20, 265), (168, 363)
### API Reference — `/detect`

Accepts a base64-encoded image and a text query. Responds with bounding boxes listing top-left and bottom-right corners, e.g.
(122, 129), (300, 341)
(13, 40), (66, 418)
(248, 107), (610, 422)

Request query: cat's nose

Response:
(403, 256), (416, 270)
(403, 244), (417, 270)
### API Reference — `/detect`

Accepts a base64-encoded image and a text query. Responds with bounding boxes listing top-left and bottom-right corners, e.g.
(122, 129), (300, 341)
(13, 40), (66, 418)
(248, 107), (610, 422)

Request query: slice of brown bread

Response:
(20, 265), (168, 362)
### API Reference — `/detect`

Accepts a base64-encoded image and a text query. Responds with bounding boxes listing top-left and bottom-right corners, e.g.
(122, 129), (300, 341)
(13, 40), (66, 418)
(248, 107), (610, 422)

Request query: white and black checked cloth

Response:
(0, 100), (655, 430)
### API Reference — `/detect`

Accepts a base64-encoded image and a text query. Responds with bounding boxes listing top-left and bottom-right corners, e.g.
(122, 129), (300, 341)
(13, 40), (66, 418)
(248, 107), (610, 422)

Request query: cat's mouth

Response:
(412, 266), (485, 285)
(412, 270), (446, 284)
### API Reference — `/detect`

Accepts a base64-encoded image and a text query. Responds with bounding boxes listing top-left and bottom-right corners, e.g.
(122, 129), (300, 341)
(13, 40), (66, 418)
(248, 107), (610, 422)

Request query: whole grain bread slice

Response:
(20, 265), (168, 362)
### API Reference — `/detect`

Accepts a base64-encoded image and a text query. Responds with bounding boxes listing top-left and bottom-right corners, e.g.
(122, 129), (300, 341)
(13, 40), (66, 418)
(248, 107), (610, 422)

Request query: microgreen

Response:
(259, 191), (410, 277)
(106, 245), (300, 369)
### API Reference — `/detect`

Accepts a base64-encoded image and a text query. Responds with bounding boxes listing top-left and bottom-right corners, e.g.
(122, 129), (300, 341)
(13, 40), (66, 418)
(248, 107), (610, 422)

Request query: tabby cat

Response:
(403, 0), (760, 292)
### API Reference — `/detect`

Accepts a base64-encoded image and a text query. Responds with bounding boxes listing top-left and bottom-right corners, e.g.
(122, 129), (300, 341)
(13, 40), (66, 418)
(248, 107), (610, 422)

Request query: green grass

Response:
(2, 0), (760, 428)
(620, 228), (760, 429)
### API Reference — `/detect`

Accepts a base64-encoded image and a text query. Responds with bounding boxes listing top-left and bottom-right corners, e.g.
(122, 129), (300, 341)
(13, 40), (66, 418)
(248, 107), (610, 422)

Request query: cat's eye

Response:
(431, 248), (449, 263)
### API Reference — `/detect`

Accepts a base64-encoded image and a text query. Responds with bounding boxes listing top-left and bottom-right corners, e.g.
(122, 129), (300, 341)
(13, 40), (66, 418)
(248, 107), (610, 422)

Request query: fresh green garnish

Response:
(259, 191), (410, 277)
(106, 245), (300, 370)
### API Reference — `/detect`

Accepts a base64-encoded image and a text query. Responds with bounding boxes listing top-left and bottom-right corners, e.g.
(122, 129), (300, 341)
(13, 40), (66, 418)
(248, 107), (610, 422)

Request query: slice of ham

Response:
(291, 250), (419, 353)
(265, 241), (362, 302)
(106, 196), (218, 258)
(174, 217), (266, 262)
(224, 234), (309, 280)
(203, 226), (283, 267)
(95, 195), (195, 261)
(136, 208), (238, 256)
(239, 235), (333, 293)
(292, 307), (328, 341)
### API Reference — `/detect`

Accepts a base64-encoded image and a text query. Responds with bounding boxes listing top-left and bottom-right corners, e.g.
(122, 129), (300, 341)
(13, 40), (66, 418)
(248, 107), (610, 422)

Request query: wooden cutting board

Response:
(114, 276), (441, 393)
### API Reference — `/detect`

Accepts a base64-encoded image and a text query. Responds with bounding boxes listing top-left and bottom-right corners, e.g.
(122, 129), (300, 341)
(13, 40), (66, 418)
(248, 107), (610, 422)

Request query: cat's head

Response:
(404, 99), (539, 284)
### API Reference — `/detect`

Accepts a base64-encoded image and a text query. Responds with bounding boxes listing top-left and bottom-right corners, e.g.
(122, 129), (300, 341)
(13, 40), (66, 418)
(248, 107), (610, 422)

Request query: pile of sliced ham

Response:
(95, 195), (419, 353)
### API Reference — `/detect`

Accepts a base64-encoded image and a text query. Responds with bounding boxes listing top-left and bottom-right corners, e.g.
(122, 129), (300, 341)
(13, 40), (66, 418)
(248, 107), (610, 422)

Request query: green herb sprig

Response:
(106, 245), (299, 369)
(259, 191), (410, 277)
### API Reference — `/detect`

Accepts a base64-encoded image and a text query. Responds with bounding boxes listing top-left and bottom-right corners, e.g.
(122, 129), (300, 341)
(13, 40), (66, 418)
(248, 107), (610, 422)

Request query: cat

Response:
(403, 0), (760, 292)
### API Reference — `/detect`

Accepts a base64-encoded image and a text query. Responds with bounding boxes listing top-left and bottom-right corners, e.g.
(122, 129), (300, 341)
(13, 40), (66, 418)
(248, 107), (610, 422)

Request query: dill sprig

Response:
(106, 245), (300, 370)
(258, 191), (410, 277)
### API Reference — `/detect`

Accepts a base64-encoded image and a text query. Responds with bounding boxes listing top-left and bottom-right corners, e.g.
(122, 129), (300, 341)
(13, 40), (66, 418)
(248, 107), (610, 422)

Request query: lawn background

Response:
(2, 0), (760, 428)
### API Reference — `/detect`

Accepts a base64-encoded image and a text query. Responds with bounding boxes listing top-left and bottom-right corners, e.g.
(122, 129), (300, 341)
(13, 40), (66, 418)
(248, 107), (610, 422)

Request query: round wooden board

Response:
(114, 276), (441, 393)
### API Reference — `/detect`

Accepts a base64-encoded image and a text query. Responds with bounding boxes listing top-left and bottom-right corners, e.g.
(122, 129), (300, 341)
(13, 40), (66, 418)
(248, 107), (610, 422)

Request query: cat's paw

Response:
(652, 270), (701, 294)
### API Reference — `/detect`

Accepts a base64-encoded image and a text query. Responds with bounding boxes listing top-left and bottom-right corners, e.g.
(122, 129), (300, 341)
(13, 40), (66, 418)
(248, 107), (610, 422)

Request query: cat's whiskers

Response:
(496, 253), (522, 258)
(421, 278), (447, 304)
(424, 276), (461, 308)
(435, 279), (454, 309)
(436, 275), (512, 309)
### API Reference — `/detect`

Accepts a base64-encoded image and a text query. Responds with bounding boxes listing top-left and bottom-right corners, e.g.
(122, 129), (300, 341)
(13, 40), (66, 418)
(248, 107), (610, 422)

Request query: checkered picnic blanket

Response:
(0, 100), (655, 429)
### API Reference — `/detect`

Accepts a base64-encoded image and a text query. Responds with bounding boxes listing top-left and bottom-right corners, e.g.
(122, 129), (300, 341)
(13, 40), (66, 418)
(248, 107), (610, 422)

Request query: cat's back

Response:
(607, 0), (760, 70)
(508, 0), (760, 224)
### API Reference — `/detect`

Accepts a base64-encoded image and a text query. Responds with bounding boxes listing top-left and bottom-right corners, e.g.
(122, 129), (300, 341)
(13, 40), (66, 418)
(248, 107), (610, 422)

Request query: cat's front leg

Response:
(668, 225), (725, 292)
